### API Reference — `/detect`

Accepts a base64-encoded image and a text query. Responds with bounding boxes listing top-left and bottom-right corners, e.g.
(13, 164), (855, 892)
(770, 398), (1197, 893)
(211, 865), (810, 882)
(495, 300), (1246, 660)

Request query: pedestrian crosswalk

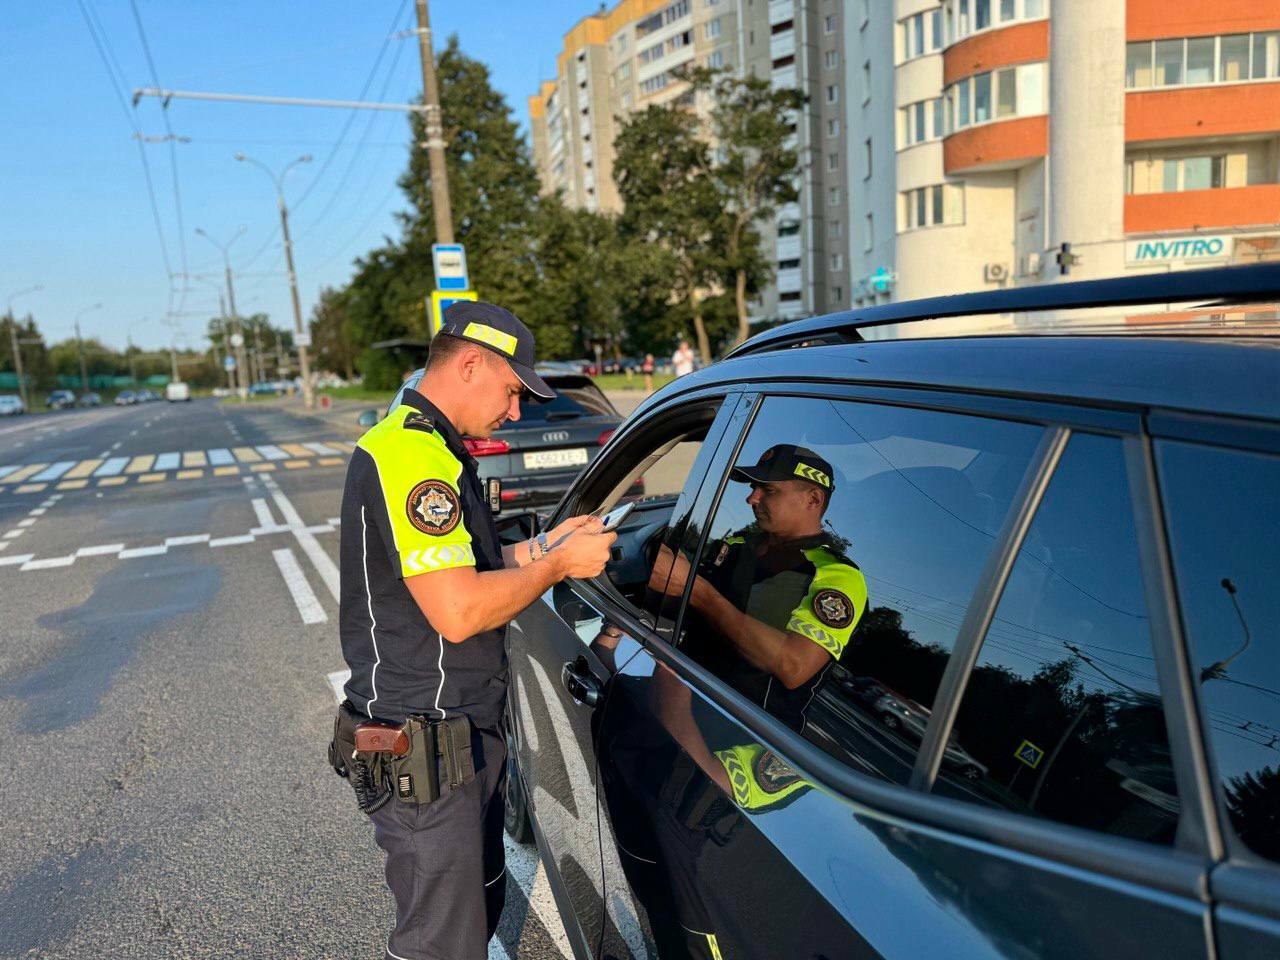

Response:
(0, 440), (357, 495)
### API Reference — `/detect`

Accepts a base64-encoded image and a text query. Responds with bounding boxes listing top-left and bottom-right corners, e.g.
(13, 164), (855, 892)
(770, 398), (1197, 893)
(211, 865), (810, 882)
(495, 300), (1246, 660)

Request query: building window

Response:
(827, 118), (840, 137)
(826, 84), (839, 104)
(1164, 155), (1226, 192)
(829, 220), (842, 238)
(705, 17), (722, 39)
(824, 14), (837, 35)
(779, 291), (802, 302)
(777, 258), (802, 270)
(617, 62), (632, 82)
(832, 286), (843, 302)
(897, 183), (964, 230)
(864, 138), (872, 178)
(827, 152), (839, 171)
(825, 49), (839, 69)
(777, 220), (801, 237)
(899, 99), (941, 146)
(830, 253), (844, 272)
(640, 72), (672, 95)
(828, 186), (842, 207)
(1126, 32), (1280, 90)
(864, 213), (873, 251)
(899, 10), (942, 62)
(708, 49), (725, 69)
(949, 0), (1047, 43)
(862, 61), (871, 102)
(945, 62), (1046, 133)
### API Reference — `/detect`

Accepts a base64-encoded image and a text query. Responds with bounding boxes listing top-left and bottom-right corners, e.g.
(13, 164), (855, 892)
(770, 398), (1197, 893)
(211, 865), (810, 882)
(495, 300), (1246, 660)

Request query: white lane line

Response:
(0, 554), (35, 567)
(165, 534), (211, 547)
(20, 556), (76, 571)
(97, 450), (110, 458)
(29, 509), (45, 516)
(17, 518), (35, 528)
(273, 548), (328, 624)
(118, 545), (168, 559)
(110, 441), (122, 450)
(251, 498), (277, 529)
(3, 530), (25, 540)
(261, 476), (339, 601)
(77, 544), (125, 557)
(210, 534), (256, 547)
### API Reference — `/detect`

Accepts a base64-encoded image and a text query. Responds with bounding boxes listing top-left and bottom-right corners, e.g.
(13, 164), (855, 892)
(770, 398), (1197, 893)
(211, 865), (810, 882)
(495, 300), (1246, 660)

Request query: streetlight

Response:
(74, 302), (103, 393)
(235, 152), (316, 408)
(195, 225), (249, 398)
(125, 317), (149, 388)
(5, 284), (42, 409)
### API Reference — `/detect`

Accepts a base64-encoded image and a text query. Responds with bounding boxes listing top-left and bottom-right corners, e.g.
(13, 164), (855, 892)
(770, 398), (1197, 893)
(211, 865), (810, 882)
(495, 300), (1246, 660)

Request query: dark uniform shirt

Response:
(683, 530), (867, 733)
(338, 391), (507, 729)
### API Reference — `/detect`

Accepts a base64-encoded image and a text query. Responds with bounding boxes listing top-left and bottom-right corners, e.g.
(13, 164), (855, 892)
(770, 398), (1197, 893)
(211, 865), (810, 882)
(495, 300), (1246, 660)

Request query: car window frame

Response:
(618, 378), (1217, 904)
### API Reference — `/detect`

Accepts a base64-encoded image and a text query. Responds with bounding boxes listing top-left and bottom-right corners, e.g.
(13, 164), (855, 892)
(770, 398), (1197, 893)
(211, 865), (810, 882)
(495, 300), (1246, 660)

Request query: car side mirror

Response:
(357, 409), (379, 428)
(496, 510), (540, 545)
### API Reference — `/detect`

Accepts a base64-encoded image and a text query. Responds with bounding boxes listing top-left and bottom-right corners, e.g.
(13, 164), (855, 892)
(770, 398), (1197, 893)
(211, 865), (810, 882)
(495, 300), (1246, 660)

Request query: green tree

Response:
(613, 102), (724, 363)
(690, 67), (806, 346)
(309, 285), (356, 381)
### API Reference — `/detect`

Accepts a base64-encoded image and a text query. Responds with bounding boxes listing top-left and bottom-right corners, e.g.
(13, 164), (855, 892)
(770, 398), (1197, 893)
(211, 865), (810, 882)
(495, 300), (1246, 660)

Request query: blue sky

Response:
(1, 0), (588, 354)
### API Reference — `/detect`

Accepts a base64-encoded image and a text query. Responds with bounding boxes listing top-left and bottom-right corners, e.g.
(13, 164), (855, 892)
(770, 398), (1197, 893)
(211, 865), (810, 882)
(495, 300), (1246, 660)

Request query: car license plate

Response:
(523, 448), (589, 470)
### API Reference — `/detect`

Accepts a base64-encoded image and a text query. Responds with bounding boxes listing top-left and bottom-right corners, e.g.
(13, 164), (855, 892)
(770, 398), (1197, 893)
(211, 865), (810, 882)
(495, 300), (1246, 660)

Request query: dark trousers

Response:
(369, 725), (507, 960)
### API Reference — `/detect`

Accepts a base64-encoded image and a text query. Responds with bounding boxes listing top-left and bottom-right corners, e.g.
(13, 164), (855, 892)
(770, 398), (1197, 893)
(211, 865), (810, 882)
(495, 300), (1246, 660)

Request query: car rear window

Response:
(505, 380), (615, 425)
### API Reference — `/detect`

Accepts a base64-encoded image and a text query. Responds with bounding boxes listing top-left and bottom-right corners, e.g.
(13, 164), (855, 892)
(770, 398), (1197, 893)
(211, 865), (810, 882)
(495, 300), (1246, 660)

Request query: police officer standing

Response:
(333, 302), (615, 960)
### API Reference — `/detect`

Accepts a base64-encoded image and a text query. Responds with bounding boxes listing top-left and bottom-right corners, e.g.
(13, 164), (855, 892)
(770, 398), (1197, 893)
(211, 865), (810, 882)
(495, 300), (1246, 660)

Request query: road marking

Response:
(176, 469), (203, 480)
(17, 518), (35, 528)
(214, 465), (239, 477)
(56, 480), (88, 490)
(118, 545), (168, 559)
(262, 475), (340, 601)
(165, 534), (210, 547)
(326, 669), (350, 702)
(16, 484), (47, 493)
(125, 455), (154, 473)
(256, 445), (287, 461)
(0, 554), (34, 567)
(284, 459), (309, 469)
(6, 464), (49, 483)
(207, 448), (235, 466)
(210, 534), (255, 547)
(319, 457), (344, 467)
(138, 473), (165, 483)
(97, 477), (128, 487)
(77, 543), (124, 557)
(97, 450), (110, 459)
(20, 555), (76, 570)
(251, 463), (276, 473)
(64, 459), (103, 479)
(273, 548), (328, 624)
(94, 457), (129, 477)
(280, 443), (313, 458)
(305, 442), (339, 455)
(153, 452), (180, 471)
(3, 529), (25, 540)
(232, 446), (262, 463)
(251, 498), (277, 529)
(0, 466), (18, 480)
(182, 451), (208, 467)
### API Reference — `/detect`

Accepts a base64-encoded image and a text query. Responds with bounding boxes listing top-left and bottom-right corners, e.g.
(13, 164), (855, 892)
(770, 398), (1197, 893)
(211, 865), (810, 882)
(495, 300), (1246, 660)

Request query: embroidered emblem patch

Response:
(812, 588), (854, 629)
(753, 749), (801, 795)
(406, 479), (460, 536)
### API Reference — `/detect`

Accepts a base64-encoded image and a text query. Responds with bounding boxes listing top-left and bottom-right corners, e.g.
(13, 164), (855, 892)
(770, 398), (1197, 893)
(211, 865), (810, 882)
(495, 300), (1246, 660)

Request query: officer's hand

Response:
(555, 527), (617, 579)
(548, 513), (603, 548)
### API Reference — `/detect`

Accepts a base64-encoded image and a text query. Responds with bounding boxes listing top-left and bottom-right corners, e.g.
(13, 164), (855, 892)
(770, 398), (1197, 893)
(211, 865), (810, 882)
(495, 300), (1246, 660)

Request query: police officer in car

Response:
(331, 301), (615, 960)
(651, 444), (867, 733)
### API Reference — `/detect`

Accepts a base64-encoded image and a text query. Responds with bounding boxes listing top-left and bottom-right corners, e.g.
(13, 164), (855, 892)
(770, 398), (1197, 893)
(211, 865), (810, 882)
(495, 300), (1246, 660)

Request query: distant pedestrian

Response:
(642, 353), (655, 393)
(672, 340), (696, 378)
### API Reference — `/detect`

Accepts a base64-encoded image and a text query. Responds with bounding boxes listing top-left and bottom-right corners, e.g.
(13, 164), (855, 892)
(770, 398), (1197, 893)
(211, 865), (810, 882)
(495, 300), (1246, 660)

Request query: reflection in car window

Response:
(944, 434), (1178, 844)
(1159, 441), (1280, 862)
(666, 396), (1041, 785)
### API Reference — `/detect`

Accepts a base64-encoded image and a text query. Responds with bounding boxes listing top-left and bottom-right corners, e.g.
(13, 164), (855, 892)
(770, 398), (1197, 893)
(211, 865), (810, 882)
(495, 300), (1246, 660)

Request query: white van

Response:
(165, 381), (191, 402)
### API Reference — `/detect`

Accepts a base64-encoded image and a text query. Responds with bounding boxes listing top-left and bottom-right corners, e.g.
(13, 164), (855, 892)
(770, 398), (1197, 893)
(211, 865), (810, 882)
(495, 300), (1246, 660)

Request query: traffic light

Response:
(1055, 242), (1081, 276)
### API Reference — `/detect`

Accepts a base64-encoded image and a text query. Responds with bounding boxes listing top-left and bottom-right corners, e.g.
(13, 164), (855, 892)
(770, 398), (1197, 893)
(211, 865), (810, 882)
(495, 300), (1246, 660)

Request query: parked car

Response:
(165, 381), (191, 402)
(46, 389), (76, 410)
(501, 264), (1280, 960)
(0, 394), (25, 416)
(367, 369), (634, 511)
(77, 392), (102, 408)
(114, 390), (135, 406)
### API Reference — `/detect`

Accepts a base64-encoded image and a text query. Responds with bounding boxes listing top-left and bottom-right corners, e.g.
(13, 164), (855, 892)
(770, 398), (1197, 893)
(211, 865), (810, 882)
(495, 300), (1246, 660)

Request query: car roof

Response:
(639, 335), (1279, 423)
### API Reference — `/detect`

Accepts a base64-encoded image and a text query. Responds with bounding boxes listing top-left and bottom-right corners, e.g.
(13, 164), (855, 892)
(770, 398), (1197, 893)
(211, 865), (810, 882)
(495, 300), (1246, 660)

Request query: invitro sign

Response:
(1127, 235), (1232, 265)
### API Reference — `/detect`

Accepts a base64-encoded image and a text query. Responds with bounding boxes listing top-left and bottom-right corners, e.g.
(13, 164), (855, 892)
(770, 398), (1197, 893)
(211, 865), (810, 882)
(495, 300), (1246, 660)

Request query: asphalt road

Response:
(0, 400), (572, 960)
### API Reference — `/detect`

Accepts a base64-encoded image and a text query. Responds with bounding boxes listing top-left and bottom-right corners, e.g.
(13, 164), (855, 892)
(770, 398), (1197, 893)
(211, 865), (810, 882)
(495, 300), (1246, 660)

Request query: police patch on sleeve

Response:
(406, 479), (461, 536)
(812, 588), (854, 629)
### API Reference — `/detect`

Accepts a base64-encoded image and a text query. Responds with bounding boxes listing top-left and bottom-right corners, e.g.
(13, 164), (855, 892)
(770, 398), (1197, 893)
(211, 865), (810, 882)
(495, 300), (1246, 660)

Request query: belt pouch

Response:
(439, 716), (476, 788)
(398, 717), (440, 805)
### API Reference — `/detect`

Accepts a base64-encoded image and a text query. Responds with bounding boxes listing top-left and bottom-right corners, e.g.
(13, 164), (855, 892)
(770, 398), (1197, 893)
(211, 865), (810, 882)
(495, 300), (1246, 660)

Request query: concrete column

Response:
(1047, 0), (1127, 280)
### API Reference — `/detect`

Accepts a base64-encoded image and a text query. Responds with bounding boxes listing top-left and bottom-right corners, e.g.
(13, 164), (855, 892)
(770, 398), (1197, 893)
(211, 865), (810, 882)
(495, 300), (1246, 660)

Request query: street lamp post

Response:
(74, 303), (103, 393)
(195, 226), (250, 399)
(235, 152), (316, 408)
(5, 284), (42, 409)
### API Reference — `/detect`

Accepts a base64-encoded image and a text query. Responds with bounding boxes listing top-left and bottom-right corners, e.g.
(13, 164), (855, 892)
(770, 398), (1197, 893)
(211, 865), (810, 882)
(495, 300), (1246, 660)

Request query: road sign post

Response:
(431, 243), (469, 292)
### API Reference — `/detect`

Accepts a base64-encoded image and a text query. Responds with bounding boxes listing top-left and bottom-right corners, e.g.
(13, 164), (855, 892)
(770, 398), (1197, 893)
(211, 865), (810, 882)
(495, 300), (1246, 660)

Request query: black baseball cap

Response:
(438, 301), (556, 401)
(731, 444), (835, 492)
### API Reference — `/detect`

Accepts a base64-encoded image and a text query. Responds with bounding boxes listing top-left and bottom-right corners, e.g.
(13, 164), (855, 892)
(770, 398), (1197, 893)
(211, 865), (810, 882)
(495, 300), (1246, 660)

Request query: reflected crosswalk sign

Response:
(1015, 739), (1045, 769)
(428, 289), (478, 336)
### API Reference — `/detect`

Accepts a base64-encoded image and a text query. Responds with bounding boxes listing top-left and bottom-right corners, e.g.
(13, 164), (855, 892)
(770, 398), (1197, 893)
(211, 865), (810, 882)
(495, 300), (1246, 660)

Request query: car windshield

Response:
(503, 379), (615, 427)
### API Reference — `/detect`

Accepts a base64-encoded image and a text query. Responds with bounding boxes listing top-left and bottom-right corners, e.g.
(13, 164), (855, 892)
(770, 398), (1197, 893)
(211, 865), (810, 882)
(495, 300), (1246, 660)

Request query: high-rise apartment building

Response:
(846, 0), (1280, 307)
(529, 0), (852, 326)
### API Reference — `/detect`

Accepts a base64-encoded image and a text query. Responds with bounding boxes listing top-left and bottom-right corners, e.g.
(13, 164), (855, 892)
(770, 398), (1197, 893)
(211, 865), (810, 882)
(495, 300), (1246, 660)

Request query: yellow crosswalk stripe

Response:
(213, 466), (240, 477)
(126, 455), (154, 474)
(232, 447), (262, 463)
(97, 477), (128, 487)
(318, 457), (344, 467)
(182, 451), (208, 467)
(57, 479), (89, 490)
(5, 464), (48, 483)
(16, 483), (47, 493)
(65, 459), (103, 479)
(138, 473), (165, 483)
(250, 463), (276, 472)
(176, 469), (203, 480)
(279, 443), (314, 458)
(284, 459), (310, 469)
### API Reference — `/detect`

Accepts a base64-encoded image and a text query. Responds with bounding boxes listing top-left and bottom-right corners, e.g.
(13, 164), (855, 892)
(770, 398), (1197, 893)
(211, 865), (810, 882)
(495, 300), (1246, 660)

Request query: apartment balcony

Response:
(776, 267), (803, 293)
(775, 234), (802, 261)
(768, 0), (794, 27)
(770, 30), (795, 62)
(1127, 83), (1280, 144)
(942, 19), (1048, 85)
(1125, 184), (1280, 233)
(943, 115), (1047, 174)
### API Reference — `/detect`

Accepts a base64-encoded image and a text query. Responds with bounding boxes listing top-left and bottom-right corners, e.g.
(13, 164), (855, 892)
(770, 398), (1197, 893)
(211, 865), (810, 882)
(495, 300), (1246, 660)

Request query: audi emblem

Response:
(542, 431), (570, 443)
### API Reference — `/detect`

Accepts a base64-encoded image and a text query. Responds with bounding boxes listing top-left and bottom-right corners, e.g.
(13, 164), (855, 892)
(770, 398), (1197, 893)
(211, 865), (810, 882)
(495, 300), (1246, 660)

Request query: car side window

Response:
(942, 433), (1179, 844)
(1157, 440), (1280, 863)
(662, 395), (1042, 785)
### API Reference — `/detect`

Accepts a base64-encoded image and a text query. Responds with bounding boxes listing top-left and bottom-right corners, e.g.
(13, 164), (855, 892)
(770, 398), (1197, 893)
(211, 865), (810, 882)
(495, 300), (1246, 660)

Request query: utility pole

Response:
(73, 303), (102, 394)
(235, 153), (315, 408)
(196, 227), (251, 400)
(126, 333), (138, 387)
(5, 285), (41, 410)
(414, 0), (454, 243)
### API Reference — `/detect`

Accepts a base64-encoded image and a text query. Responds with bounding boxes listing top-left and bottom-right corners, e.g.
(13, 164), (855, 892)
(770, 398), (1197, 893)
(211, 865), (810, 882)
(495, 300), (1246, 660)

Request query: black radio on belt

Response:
(487, 477), (501, 514)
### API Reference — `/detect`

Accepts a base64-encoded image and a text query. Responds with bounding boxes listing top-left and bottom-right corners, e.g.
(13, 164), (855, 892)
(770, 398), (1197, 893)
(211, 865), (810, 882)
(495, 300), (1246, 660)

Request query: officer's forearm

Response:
(406, 553), (568, 643)
(698, 588), (810, 688)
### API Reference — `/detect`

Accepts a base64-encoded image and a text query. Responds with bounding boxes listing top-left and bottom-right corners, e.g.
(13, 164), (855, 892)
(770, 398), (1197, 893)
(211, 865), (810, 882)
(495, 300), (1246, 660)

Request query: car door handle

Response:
(561, 657), (601, 708)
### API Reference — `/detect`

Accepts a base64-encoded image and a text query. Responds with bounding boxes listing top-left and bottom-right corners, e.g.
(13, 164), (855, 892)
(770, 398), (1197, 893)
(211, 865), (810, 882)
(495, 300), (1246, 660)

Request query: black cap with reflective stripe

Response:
(731, 444), (835, 491)
(438, 301), (555, 400)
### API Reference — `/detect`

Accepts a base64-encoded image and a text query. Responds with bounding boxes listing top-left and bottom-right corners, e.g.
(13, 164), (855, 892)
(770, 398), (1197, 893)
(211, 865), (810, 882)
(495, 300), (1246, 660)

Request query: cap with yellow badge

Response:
(438, 301), (556, 401)
(730, 444), (835, 493)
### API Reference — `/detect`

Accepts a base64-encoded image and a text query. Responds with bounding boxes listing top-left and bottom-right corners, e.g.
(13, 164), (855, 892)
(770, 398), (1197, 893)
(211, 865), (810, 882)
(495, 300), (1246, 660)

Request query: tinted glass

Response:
(943, 434), (1178, 844)
(1155, 39), (1184, 86)
(1186, 37), (1214, 84)
(504, 379), (615, 424)
(665, 396), (1040, 785)
(1159, 441), (1280, 862)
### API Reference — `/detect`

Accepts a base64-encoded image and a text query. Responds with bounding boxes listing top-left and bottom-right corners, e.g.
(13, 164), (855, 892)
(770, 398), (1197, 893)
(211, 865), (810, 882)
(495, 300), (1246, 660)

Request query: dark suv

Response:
(503, 264), (1280, 960)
